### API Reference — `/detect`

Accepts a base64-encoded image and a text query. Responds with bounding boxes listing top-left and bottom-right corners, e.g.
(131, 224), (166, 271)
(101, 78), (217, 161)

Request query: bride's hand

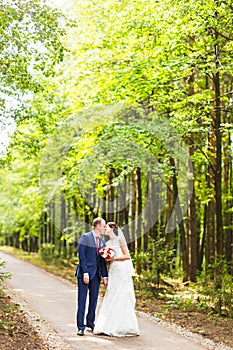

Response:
(106, 257), (114, 262)
(107, 257), (119, 262)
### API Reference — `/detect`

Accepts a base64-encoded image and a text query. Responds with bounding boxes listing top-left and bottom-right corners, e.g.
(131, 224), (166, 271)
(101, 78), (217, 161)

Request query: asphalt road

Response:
(0, 251), (209, 350)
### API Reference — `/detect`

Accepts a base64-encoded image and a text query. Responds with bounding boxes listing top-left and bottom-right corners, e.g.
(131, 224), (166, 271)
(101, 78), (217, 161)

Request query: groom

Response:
(76, 217), (108, 336)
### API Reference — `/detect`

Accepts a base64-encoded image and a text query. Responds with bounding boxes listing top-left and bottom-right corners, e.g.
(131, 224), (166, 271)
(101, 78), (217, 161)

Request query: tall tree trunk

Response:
(100, 194), (107, 221)
(47, 203), (52, 244)
(108, 168), (114, 222)
(136, 168), (142, 253)
(14, 232), (20, 249)
(205, 129), (216, 272)
(166, 177), (174, 237)
(188, 139), (197, 282)
(60, 191), (67, 257)
(197, 203), (206, 271)
(196, 164), (202, 271)
(213, 20), (223, 260)
(145, 171), (160, 252)
(129, 172), (136, 252)
(52, 199), (56, 245)
(213, 74), (223, 259)
(116, 175), (127, 226)
(223, 125), (233, 274)
(153, 173), (161, 240)
(40, 216), (44, 246)
(44, 209), (48, 243)
(170, 157), (189, 282)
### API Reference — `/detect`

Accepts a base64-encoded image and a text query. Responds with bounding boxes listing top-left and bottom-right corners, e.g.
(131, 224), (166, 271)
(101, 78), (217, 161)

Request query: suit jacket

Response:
(76, 231), (108, 280)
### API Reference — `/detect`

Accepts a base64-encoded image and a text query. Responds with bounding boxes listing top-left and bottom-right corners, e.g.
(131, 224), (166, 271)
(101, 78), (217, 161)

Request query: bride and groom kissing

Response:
(75, 217), (140, 337)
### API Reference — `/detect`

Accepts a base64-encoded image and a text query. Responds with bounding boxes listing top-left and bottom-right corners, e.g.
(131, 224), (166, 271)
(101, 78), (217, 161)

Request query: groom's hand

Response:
(83, 273), (89, 284)
(103, 277), (108, 288)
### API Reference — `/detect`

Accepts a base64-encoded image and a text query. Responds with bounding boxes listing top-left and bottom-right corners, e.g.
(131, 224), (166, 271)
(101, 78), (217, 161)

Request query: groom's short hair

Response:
(93, 217), (104, 227)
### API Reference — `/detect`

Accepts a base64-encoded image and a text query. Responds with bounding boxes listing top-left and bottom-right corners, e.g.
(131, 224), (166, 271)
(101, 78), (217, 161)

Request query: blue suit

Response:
(76, 231), (108, 330)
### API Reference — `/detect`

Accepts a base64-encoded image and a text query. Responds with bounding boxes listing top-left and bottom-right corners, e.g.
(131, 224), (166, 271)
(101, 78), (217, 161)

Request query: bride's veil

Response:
(118, 227), (135, 276)
(117, 227), (127, 245)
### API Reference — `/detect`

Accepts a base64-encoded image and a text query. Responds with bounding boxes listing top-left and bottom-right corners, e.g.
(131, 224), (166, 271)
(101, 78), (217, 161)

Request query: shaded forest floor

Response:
(1, 248), (233, 349)
(135, 291), (233, 349)
(0, 293), (48, 350)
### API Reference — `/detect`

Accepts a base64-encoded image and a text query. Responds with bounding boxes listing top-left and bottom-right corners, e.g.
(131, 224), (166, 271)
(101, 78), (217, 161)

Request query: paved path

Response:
(1, 251), (209, 350)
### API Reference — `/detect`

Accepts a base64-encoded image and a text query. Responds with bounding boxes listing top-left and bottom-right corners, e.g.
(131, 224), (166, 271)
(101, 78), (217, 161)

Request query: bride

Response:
(94, 222), (140, 337)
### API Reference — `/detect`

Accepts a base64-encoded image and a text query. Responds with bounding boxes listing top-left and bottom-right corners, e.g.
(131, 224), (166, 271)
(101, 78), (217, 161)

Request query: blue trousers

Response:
(77, 273), (100, 330)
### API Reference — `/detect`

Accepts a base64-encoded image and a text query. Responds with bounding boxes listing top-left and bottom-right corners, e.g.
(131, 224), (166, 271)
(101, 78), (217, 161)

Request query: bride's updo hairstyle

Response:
(107, 222), (118, 235)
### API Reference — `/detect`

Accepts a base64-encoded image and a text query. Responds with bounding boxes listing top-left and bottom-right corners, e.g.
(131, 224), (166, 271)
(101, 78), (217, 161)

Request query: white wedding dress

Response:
(94, 237), (140, 337)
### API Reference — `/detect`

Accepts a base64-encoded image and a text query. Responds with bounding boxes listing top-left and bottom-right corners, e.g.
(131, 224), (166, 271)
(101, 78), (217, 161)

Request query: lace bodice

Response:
(106, 237), (134, 276)
(106, 237), (123, 257)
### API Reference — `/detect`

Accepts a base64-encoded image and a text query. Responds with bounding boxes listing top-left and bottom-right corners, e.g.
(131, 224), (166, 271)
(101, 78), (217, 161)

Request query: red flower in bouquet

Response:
(99, 247), (115, 259)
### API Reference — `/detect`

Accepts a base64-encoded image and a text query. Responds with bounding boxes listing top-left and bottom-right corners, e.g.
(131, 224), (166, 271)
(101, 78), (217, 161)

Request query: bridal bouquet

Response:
(99, 247), (115, 259)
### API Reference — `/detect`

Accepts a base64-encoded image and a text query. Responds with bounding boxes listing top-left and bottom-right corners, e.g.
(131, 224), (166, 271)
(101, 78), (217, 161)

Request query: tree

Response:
(0, 0), (67, 134)
(0, 0), (65, 92)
